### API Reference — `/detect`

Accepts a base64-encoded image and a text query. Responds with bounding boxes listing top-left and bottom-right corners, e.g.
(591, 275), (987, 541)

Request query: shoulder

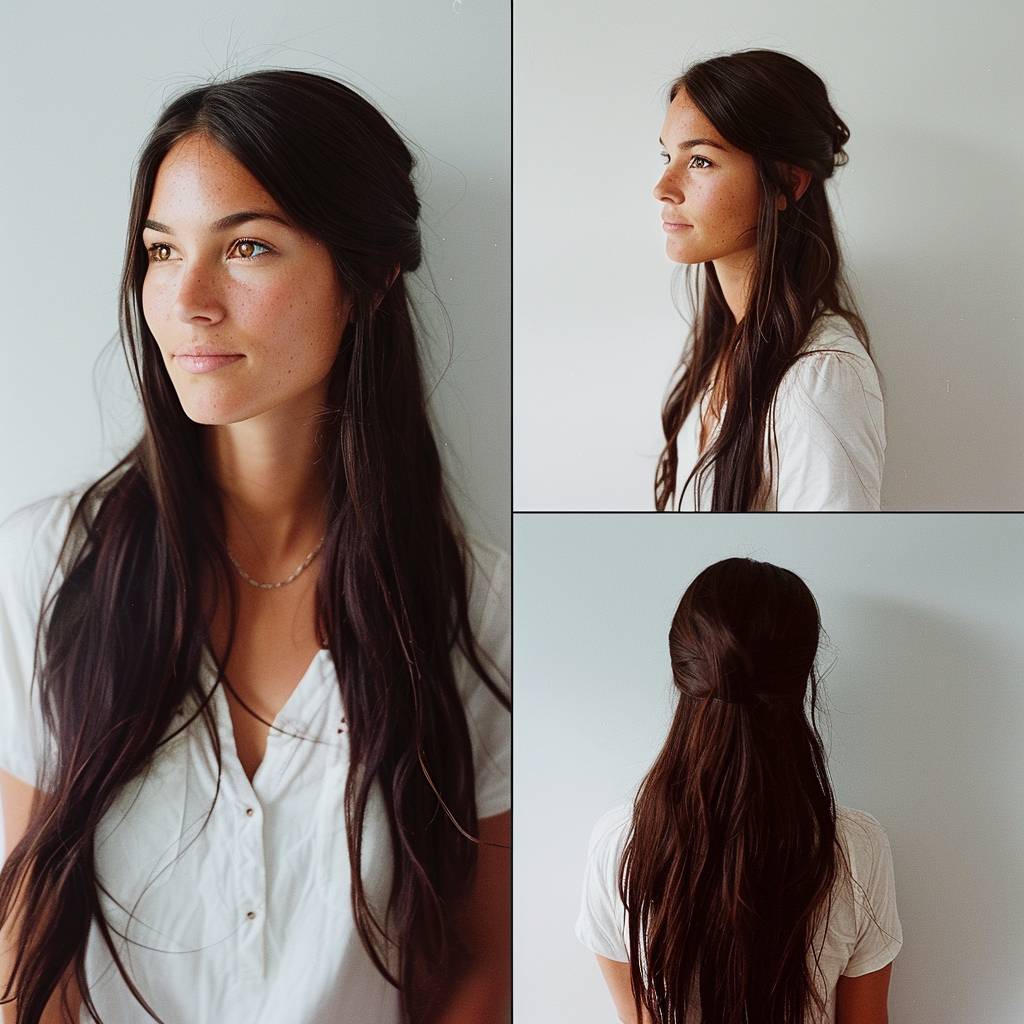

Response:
(786, 311), (876, 385)
(586, 803), (633, 863)
(778, 317), (876, 385)
(0, 488), (87, 601)
(771, 316), (885, 459)
(836, 804), (894, 872)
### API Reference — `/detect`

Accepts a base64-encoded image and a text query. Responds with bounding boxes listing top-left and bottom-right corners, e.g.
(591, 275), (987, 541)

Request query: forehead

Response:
(147, 133), (280, 219)
(660, 89), (730, 150)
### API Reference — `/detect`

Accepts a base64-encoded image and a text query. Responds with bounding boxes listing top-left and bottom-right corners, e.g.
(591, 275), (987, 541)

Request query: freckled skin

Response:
(141, 132), (350, 427)
(653, 89), (809, 320)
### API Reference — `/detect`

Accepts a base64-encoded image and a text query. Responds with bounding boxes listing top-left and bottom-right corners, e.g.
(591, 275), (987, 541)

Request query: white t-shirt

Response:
(0, 488), (511, 1024)
(576, 803), (903, 1023)
(675, 313), (886, 511)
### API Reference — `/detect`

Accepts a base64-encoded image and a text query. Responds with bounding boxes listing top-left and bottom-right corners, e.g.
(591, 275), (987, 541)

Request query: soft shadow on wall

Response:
(827, 593), (1022, 1022)
(844, 125), (1024, 511)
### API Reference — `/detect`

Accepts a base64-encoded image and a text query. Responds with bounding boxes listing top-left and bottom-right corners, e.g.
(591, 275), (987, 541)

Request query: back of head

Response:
(620, 558), (841, 1023)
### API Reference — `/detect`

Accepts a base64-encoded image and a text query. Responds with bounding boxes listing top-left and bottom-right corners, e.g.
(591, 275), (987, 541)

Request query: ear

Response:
(372, 264), (402, 313)
(776, 164), (813, 210)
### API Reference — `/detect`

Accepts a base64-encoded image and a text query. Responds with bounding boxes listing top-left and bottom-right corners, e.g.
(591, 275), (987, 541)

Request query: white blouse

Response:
(576, 803), (903, 1023)
(675, 313), (886, 510)
(0, 488), (510, 1024)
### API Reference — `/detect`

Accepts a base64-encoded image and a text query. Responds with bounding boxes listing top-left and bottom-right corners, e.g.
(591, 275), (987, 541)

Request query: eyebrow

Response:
(658, 137), (730, 152)
(142, 210), (295, 234)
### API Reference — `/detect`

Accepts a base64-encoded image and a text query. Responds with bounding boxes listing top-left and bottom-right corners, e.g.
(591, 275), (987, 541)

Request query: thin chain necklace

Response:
(226, 534), (327, 589)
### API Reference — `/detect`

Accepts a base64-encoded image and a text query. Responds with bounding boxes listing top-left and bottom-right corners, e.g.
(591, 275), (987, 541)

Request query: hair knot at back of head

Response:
(668, 557), (820, 705)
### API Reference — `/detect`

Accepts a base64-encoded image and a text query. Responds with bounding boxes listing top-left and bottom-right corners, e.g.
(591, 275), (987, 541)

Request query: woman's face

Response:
(141, 132), (350, 427)
(653, 89), (762, 267)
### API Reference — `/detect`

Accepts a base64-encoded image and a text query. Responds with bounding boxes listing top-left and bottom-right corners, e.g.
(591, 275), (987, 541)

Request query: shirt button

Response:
(245, 807), (254, 816)
(246, 910), (256, 920)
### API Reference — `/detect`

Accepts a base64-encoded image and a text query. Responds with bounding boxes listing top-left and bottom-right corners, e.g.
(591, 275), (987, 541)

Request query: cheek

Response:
(254, 274), (345, 369)
(140, 271), (164, 324)
(704, 182), (756, 230)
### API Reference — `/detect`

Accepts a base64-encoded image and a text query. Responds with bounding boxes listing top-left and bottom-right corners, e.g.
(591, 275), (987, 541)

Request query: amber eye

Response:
(150, 243), (172, 262)
(236, 240), (257, 259)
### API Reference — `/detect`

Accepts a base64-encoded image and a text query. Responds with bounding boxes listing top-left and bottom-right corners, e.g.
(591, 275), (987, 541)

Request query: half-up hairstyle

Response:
(619, 557), (846, 1023)
(0, 69), (507, 1024)
(654, 50), (876, 511)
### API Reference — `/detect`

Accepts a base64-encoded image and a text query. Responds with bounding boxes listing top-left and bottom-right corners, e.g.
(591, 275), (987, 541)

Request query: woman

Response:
(576, 558), (902, 1023)
(653, 51), (885, 511)
(0, 70), (509, 1024)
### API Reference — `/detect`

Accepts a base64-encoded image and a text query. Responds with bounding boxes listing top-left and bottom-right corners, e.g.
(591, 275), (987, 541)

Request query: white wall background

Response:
(0, 0), (509, 548)
(514, 513), (1024, 1023)
(513, 0), (1024, 511)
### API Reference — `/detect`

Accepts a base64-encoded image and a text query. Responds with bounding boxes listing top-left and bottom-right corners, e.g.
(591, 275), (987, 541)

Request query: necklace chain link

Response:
(226, 534), (327, 589)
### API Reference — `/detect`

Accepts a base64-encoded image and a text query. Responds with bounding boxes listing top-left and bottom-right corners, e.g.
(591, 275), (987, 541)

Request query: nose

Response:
(172, 262), (225, 325)
(653, 168), (683, 206)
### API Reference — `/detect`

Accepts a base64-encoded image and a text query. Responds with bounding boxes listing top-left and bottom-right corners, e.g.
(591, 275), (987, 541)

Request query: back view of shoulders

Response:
(575, 801), (903, 1023)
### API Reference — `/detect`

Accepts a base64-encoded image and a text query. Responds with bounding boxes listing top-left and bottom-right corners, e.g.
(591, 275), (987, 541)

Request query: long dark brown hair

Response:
(654, 50), (876, 511)
(0, 69), (507, 1024)
(619, 558), (847, 1023)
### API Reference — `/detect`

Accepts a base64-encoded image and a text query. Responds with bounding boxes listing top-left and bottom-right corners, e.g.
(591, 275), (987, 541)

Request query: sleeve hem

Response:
(0, 756), (41, 789)
(841, 942), (902, 978)
(574, 920), (629, 962)
(477, 794), (510, 819)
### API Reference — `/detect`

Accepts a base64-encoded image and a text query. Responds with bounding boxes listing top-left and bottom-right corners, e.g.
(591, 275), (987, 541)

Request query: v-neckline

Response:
(200, 645), (330, 795)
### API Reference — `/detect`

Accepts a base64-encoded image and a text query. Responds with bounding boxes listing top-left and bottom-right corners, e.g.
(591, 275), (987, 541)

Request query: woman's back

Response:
(576, 801), (903, 1023)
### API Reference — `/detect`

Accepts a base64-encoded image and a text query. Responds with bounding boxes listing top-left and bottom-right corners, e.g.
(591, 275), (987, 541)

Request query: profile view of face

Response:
(653, 89), (762, 268)
(141, 132), (350, 427)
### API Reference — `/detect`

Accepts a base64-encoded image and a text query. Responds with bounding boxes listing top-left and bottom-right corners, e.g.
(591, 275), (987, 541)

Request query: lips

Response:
(175, 353), (244, 374)
(662, 220), (694, 233)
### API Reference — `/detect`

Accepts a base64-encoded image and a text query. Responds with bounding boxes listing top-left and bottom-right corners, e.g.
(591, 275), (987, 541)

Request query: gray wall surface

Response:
(0, 0), (509, 547)
(513, 0), (1024, 511)
(514, 513), (1024, 1022)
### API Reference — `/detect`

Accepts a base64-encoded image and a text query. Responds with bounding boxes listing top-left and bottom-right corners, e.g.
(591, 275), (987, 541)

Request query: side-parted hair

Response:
(0, 69), (508, 1024)
(619, 558), (845, 1023)
(654, 50), (876, 511)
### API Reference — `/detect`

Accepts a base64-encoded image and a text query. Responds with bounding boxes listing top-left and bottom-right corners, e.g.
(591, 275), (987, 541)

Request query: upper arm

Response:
(835, 961), (892, 1024)
(1, 767), (40, 860)
(771, 349), (885, 511)
(595, 955), (651, 1024)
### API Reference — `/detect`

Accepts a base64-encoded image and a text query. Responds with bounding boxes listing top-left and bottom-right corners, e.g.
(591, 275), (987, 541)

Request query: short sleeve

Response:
(771, 346), (886, 511)
(0, 493), (77, 792)
(842, 812), (904, 977)
(455, 540), (510, 820)
(574, 806), (631, 962)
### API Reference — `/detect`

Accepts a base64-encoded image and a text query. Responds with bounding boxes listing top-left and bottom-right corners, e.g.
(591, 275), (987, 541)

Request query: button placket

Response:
(236, 798), (267, 980)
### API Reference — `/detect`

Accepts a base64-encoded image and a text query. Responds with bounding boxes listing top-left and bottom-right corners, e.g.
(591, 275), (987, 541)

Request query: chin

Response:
(666, 246), (706, 266)
(174, 394), (254, 427)
(665, 235), (709, 265)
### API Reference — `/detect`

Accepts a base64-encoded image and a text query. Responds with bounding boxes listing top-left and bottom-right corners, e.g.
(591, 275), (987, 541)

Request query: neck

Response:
(712, 246), (756, 324)
(203, 404), (330, 570)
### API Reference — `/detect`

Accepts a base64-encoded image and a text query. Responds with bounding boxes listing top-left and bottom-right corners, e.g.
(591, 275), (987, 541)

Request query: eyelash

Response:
(145, 238), (274, 263)
(660, 152), (714, 169)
